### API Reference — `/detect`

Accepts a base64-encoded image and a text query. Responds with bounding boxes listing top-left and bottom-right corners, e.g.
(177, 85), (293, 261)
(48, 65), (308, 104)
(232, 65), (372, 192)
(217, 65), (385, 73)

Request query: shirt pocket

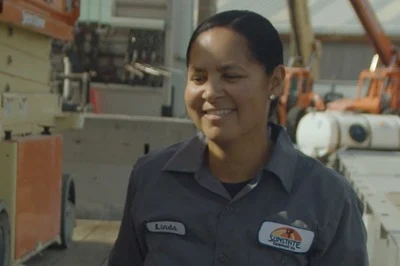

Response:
(144, 231), (183, 266)
(249, 245), (308, 266)
(144, 230), (208, 266)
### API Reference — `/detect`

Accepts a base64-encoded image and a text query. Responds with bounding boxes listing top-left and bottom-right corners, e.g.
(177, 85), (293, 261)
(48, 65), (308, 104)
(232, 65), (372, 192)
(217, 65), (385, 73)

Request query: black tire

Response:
(286, 94), (298, 111)
(381, 108), (397, 115)
(269, 109), (279, 124)
(286, 106), (306, 143)
(58, 174), (76, 249)
(0, 209), (10, 266)
(323, 91), (344, 104)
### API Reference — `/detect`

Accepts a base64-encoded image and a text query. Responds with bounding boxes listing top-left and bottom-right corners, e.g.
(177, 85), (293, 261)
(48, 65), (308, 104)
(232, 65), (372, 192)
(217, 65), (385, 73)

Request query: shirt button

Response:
(218, 254), (227, 263)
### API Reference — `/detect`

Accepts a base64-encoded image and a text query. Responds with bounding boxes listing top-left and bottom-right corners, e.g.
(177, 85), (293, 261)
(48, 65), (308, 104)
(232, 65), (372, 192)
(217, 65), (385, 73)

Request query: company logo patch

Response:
(146, 221), (186, 236)
(258, 221), (314, 253)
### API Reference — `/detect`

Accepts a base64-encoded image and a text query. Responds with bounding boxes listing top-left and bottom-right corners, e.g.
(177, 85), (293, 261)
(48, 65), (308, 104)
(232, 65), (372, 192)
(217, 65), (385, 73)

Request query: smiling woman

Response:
(185, 27), (279, 143)
(107, 10), (368, 266)
(183, 11), (285, 183)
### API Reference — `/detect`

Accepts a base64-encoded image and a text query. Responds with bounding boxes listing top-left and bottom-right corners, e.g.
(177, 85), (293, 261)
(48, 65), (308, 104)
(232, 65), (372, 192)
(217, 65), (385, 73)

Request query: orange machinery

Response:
(327, 0), (400, 114)
(269, 0), (327, 142)
(278, 62), (325, 126)
(279, 63), (326, 141)
(0, 1), (81, 265)
(272, 0), (327, 142)
(0, 0), (79, 41)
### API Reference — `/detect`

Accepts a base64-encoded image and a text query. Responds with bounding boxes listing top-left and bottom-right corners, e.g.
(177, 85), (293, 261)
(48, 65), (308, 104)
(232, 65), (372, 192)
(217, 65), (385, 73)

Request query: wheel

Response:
(381, 108), (397, 115)
(58, 174), (76, 249)
(286, 94), (297, 111)
(323, 91), (343, 104)
(269, 109), (279, 124)
(0, 210), (10, 266)
(286, 106), (306, 143)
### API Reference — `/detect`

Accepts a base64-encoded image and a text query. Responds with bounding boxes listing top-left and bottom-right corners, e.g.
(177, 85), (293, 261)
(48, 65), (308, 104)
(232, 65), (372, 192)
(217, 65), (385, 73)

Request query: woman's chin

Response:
(202, 127), (235, 144)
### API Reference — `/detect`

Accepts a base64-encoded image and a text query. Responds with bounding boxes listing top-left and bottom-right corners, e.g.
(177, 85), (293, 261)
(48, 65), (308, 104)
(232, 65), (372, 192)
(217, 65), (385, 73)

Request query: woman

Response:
(108, 10), (368, 266)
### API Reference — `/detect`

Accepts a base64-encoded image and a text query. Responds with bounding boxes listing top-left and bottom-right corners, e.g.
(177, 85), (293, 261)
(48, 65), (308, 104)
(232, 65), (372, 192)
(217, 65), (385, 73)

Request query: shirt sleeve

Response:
(108, 164), (144, 266)
(309, 187), (369, 266)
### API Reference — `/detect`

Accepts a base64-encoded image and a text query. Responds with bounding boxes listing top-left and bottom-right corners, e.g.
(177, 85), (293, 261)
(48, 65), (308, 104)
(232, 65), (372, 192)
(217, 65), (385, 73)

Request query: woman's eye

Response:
(223, 74), (241, 80)
(191, 76), (206, 83)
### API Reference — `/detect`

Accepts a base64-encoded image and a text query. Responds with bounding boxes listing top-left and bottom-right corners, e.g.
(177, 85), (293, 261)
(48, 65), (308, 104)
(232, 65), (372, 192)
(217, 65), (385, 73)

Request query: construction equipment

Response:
(296, 111), (400, 158)
(297, 0), (400, 156)
(326, 0), (400, 114)
(295, 2), (400, 264)
(0, 0), (84, 265)
(283, 0), (400, 140)
(274, 0), (327, 141)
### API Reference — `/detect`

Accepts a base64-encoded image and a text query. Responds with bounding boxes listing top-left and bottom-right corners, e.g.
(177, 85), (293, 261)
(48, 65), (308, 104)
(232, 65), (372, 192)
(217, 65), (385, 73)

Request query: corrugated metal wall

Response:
(78, 0), (113, 23)
(217, 0), (400, 81)
(113, 0), (168, 19)
(217, 0), (400, 35)
(281, 41), (387, 80)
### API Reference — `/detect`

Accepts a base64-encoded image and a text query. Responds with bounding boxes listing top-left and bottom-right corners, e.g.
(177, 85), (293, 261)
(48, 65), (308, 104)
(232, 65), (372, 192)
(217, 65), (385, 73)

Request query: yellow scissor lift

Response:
(0, 1), (86, 265)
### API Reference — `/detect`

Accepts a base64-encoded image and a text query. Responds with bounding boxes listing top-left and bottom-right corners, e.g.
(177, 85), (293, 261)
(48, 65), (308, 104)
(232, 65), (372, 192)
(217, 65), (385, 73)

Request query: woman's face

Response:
(184, 27), (284, 144)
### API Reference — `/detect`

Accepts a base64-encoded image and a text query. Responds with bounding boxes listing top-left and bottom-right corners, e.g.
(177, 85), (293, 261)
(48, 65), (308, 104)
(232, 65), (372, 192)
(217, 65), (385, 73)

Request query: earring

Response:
(270, 95), (276, 100)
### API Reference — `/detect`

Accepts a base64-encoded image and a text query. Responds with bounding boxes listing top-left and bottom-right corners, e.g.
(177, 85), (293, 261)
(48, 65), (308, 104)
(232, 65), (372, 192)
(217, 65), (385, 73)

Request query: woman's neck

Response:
(207, 128), (271, 183)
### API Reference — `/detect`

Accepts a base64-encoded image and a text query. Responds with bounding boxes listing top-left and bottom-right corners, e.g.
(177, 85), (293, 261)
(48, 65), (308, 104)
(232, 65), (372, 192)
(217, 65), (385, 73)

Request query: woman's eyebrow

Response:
(190, 66), (207, 72)
(217, 63), (245, 72)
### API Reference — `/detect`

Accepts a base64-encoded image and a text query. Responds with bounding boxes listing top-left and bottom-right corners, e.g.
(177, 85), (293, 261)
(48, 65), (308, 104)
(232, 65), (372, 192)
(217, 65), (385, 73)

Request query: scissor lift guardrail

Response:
(335, 150), (400, 266)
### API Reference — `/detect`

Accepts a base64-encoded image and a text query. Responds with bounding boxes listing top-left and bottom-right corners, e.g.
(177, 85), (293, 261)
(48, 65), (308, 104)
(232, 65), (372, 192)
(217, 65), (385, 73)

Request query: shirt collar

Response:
(162, 123), (298, 192)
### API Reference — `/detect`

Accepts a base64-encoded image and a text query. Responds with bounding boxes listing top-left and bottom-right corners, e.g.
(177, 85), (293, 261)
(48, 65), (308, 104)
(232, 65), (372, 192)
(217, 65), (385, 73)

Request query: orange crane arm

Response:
(0, 0), (80, 40)
(349, 0), (400, 67)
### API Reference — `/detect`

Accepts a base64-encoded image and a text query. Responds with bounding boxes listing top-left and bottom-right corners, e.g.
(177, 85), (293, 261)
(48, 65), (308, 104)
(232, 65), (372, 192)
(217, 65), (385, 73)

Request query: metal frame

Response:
(335, 150), (400, 266)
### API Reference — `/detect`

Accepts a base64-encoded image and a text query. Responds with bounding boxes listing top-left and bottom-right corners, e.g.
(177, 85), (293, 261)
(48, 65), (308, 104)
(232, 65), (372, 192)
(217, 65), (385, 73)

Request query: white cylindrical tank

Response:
(296, 111), (400, 157)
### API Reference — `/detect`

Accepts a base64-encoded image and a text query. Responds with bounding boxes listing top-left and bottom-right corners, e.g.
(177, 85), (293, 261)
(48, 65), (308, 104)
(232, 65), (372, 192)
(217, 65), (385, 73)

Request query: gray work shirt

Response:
(108, 123), (368, 266)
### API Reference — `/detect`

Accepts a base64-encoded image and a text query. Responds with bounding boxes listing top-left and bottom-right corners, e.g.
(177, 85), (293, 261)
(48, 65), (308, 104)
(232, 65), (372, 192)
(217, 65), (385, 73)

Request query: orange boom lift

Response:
(327, 0), (400, 114)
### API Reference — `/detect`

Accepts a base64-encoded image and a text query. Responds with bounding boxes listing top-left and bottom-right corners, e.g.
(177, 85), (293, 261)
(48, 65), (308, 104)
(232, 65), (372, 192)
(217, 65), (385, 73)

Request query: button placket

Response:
(215, 203), (234, 265)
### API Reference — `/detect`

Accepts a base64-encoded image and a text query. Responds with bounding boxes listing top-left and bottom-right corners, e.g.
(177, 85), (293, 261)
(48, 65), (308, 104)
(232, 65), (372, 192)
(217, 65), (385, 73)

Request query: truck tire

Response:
(58, 174), (76, 249)
(286, 106), (306, 143)
(323, 91), (343, 104)
(269, 109), (279, 124)
(382, 108), (397, 115)
(0, 208), (10, 266)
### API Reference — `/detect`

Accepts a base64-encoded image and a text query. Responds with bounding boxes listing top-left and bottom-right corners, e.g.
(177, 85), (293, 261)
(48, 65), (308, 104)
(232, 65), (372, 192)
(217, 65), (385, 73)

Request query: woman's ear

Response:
(269, 65), (286, 97)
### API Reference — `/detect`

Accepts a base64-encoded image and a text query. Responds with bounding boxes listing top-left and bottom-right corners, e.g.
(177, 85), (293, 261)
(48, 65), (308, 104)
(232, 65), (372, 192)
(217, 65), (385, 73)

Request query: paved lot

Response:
(25, 220), (120, 266)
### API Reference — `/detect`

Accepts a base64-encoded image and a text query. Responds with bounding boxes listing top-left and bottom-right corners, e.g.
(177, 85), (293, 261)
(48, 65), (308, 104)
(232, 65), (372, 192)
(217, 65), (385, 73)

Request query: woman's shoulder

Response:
(130, 132), (203, 176)
(126, 134), (204, 196)
(294, 150), (361, 207)
(134, 138), (193, 172)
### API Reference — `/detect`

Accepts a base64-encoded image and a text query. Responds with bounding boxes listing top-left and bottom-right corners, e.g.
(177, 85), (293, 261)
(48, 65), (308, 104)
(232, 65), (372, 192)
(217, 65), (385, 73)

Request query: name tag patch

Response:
(146, 221), (186, 236)
(258, 221), (314, 253)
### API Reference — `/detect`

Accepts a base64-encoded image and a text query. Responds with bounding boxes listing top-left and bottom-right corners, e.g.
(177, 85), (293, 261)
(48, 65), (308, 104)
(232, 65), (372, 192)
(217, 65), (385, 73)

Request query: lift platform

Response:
(0, 0), (79, 41)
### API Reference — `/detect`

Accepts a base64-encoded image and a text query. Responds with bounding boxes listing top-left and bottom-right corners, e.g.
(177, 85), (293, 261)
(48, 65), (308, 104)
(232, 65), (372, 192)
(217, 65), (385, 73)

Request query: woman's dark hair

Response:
(186, 10), (283, 118)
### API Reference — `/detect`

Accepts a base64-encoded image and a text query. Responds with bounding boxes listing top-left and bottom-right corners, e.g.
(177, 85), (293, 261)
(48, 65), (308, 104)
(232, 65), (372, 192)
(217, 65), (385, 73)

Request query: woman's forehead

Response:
(190, 63), (246, 73)
(189, 28), (254, 68)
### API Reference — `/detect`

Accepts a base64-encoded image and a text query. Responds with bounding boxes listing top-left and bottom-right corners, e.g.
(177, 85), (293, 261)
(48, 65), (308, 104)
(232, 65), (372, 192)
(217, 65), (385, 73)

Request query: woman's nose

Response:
(202, 79), (224, 101)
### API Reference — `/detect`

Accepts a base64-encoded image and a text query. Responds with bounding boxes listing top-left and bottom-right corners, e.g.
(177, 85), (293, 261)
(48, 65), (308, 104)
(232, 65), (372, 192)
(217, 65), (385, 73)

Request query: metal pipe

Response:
(62, 56), (71, 100)
(349, 0), (399, 67)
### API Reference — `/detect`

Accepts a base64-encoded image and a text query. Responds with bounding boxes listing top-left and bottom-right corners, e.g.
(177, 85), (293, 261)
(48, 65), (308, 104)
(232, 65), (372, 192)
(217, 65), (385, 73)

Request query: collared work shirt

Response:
(108, 124), (368, 266)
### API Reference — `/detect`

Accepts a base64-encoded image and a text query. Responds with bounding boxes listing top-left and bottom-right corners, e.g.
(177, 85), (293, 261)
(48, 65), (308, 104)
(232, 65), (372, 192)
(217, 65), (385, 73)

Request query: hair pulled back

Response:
(186, 10), (284, 117)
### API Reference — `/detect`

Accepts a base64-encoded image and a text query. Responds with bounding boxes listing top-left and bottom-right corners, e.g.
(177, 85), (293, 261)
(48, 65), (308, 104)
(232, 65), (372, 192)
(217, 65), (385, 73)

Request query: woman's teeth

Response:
(205, 109), (234, 115)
